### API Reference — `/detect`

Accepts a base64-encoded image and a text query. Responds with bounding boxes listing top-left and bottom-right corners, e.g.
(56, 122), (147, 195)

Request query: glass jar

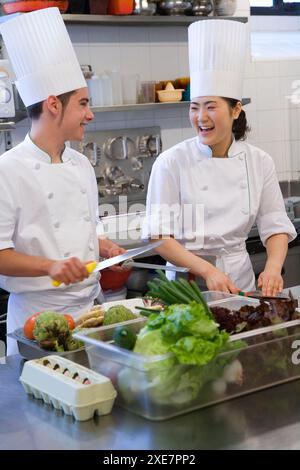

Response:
(214, 0), (237, 16)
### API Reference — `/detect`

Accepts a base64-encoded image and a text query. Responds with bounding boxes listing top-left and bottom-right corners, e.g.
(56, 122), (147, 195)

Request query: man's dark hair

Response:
(26, 90), (76, 120)
(223, 97), (251, 141)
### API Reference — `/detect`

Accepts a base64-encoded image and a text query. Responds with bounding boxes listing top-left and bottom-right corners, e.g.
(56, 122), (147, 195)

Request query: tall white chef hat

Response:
(0, 7), (86, 107)
(188, 19), (248, 101)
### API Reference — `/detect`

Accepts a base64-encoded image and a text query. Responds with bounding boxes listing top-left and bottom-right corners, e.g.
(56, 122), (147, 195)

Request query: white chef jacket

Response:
(142, 137), (296, 290)
(0, 134), (102, 354)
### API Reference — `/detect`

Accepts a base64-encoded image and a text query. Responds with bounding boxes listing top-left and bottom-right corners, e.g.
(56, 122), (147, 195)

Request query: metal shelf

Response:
(62, 14), (248, 26)
(91, 98), (251, 113)
(6, 100), (251, 122)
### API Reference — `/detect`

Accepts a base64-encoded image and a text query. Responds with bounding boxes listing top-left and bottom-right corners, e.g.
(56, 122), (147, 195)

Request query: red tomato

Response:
(23, 312), (41, 340)
(64, 314), (75, 330)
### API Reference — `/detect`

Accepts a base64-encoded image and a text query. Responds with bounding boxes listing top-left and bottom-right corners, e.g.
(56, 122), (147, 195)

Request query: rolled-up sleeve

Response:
(256, 154), (296, 246)
(142, 156), (181, 240)
(0, 175), (16, 250)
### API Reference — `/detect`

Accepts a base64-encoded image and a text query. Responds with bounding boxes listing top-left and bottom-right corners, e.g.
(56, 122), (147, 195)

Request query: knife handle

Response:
(52, 261), (97, 287)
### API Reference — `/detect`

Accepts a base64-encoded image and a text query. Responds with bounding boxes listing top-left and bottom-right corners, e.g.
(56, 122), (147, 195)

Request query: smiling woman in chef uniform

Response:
(0, 8), (125, 355)
(143, 19), (296, 296)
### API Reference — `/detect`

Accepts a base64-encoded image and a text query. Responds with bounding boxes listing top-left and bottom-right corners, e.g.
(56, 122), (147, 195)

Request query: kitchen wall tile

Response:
(244, 58), (256, 79)
(283, 108), (300, 142)
(158, 117), (183, 151)
(256, 77), (280, 111)
(73, 45), (91, 68)
(120, 45), (151, 80)
(66, 24), (89, 44)
(181, 126), (195, 142)
(181, 113), (192, 128)
(178, 45), (189, 78)
(255, 61), (280, 78)
(176, 27), (188, 46)
(289, 141), (300, 178)
(279, 60), (300, 78)
(279, 76), (300, 110)
(89, 45), (121, 75)
(246, 110), (259, 143)
(119, 26), (149, 46)
(124, 118), (156, 129)
(259, 17), (282, 32)
(12, 123), (28, 147)
(249, 16), (261, 32)
(124, 110), (155, 121)
(257, 110), (285, 142)
(92, 111), (127, 123)
(93, 120), (126, 131)
(258, 141), (288, 175)
(87, 25), (120, 45)
(148, 27), (179, 45)
(243, 78), (257, 111)
(149, 46), (179, 81)
(154, 105), (188, 119)
(277, 17), (299, 32)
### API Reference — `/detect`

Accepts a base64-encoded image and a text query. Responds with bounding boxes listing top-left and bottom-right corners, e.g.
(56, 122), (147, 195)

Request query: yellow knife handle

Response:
(52, 260), (97, 287)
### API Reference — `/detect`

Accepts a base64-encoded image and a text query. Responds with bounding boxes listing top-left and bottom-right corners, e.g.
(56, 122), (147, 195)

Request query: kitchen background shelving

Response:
(62, 14), (248, 26)
(90, 98), (251, 113)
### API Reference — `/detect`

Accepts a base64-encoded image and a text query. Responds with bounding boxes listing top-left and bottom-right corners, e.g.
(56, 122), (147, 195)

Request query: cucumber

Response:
(112, 326), (137, 351)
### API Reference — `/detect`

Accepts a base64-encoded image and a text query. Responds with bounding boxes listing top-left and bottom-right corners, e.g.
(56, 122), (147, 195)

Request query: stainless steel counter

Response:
(2, 355), (300, 450)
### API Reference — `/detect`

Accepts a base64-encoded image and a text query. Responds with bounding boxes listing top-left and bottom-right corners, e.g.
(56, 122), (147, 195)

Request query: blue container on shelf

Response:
(182, 83), (190, 101)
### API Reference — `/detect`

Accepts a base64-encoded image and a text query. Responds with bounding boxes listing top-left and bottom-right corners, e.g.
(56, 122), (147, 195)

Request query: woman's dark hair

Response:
(223, 97), (251, 141)
(26, 90), (76, 120)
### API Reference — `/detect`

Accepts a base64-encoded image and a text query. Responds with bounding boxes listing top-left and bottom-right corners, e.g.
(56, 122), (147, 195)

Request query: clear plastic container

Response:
(9, 298), (143, 364)
(74, 294), (300, 420)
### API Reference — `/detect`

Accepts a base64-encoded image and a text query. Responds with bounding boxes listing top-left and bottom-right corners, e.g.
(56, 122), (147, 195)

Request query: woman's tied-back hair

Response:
(223, 97), (251, 141)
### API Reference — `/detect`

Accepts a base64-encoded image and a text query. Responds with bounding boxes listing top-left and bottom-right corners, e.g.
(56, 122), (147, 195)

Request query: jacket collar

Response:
(24, 133), (71, 163)
(196, 137), (245, 160)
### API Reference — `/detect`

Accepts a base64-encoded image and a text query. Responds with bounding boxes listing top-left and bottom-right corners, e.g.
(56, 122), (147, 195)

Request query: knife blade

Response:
(92, 240), (163, 272)
(123, 261), (190, 273)
(52, 240), (163, 287)
(239, 290), (289, 300)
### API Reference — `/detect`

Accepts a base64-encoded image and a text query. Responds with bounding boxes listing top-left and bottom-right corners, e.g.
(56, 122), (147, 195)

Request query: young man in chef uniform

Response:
(143, 19), (296, 296)
(0, 8), (125, 354)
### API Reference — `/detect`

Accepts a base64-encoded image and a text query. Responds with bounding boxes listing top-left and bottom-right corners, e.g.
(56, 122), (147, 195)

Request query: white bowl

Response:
(157, 89), (184, 103)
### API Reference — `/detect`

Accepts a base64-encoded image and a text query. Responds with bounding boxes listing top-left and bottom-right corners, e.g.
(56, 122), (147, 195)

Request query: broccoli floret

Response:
(65, 336), (84, 351)
(103, 306), (136, 326)
(33, 311), (70, 351)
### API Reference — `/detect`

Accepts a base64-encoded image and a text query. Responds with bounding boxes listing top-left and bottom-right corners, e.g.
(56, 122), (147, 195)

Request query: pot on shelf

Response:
(191, 0), (213, 16)
(158, 1), (192, 16)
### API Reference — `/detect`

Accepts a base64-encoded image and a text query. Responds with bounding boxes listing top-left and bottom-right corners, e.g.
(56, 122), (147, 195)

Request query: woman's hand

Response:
(204, 266), (239, 294)
(257, 268), (283, 297)
(99, 238), (127, 272)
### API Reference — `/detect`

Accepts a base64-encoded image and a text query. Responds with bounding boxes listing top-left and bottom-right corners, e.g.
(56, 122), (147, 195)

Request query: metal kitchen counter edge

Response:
(2, 354), (300, 450)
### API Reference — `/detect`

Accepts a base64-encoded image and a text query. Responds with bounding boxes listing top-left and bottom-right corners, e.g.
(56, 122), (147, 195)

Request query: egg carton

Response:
(20, 355), (117, 421)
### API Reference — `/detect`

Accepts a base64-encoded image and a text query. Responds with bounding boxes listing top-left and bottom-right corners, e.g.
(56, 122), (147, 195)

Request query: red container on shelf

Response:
(89, 0), (108, 14)
(1, 0), (69, 14)
(107, 0), (133, 15)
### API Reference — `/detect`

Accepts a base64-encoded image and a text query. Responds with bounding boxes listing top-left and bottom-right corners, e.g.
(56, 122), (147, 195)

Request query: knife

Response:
(122, 261), (190, 273)
(52, 240), (163, 287)
(238, 290), (290, 300)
